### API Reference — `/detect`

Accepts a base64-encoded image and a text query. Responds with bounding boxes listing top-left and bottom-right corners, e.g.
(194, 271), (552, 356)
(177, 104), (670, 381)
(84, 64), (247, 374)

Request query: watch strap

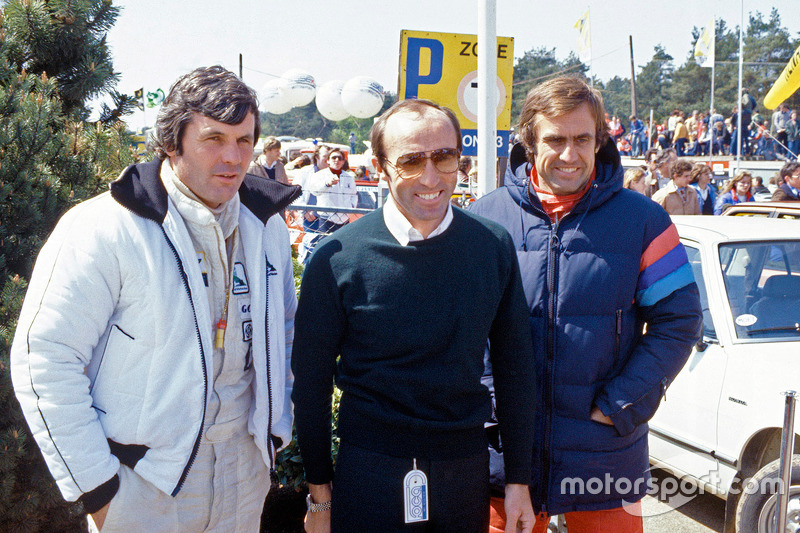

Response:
(306, 493), (332, 513)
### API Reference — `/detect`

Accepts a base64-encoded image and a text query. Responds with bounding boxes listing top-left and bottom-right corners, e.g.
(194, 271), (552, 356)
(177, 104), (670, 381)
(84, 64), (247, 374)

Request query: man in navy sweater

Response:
(293, 99), (537, 533)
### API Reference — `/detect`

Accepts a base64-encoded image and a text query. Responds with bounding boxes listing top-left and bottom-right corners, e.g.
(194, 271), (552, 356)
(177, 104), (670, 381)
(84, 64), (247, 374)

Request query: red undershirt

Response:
(530, 166), (596, 223)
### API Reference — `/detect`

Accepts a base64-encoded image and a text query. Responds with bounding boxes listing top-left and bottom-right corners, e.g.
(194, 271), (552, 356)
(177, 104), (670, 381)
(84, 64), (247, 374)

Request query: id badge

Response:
(403, 459), (428, 523)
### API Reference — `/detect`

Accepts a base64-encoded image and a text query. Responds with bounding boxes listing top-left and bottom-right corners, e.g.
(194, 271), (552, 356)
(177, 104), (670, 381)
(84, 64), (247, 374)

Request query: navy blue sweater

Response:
(292, 207), (536, 486)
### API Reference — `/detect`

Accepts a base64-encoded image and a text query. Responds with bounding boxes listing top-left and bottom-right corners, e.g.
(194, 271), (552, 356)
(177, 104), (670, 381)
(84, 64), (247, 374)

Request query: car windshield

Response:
(719, 240), (800, 340)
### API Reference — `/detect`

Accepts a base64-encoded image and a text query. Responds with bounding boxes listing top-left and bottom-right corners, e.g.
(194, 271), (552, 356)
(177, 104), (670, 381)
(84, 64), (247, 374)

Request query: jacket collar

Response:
(110, 159), (302, 225)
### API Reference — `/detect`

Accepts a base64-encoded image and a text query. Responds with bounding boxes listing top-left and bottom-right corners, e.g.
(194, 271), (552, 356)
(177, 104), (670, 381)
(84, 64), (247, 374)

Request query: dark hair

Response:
(313, 144), (331, 167)
(149, 65), (260, 159)
(654, 148), (676, 168)
(518, 75), (609, 164)
(370, 99), (462, 166)
(458, 156), (472, 174)
(779, 161), (800, 182)
(671, 159), (694, 178)
(689, 162), (712, 184)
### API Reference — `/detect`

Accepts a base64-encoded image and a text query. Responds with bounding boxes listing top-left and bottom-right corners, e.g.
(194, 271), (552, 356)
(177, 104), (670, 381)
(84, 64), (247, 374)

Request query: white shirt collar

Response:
(383, 194), (453, 246)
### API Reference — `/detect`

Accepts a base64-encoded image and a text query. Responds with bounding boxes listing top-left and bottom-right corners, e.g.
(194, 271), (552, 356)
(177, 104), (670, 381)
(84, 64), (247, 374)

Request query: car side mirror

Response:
(695, 339), (708, 352)
(695, 335), (719, 352)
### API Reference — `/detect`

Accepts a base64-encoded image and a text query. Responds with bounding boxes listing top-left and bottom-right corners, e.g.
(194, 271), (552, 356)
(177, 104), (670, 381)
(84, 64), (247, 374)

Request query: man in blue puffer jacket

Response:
(472, 76), (701, 532)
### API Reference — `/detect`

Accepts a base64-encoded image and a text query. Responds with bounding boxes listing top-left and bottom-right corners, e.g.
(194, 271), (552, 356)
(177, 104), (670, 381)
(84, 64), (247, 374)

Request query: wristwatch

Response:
(306, 493), (332, 513)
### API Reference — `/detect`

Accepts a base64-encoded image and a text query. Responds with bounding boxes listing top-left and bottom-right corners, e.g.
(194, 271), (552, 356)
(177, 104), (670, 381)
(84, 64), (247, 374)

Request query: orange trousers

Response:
(489, 496), (643, 533)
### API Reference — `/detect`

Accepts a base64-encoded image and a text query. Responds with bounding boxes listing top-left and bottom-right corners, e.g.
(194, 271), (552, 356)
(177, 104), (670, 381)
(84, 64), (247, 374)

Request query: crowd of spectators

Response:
(613, 89), (800, 161)
(624, 150), (800, 216)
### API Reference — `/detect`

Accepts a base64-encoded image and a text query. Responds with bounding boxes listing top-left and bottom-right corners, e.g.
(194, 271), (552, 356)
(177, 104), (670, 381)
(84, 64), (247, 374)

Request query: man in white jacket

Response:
(11, 66), (300, 532)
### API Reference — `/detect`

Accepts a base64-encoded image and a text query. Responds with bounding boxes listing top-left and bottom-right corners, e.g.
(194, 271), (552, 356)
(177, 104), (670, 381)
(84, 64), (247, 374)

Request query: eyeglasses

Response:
(329, 155), (344, 161)
(383, 148), (460, 179)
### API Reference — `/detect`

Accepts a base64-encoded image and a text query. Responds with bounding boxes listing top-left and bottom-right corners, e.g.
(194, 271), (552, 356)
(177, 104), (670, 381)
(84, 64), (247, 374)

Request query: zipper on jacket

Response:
(265, 253), (276, 480)
(161, 228), (209, 497)
(540, 223), (560, 511)
(614, 309), (622, 365)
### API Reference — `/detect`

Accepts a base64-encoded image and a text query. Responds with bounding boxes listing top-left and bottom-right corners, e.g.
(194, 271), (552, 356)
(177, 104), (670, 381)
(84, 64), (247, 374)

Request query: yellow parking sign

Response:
(399, 30), (514, 156)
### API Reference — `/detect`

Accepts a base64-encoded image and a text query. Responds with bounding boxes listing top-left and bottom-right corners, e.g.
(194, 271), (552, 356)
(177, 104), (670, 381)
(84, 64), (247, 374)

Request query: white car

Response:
(649, 216), (800, 532)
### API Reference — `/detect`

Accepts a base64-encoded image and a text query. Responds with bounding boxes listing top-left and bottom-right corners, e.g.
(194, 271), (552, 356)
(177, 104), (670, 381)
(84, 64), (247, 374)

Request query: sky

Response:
(105, 0), (800, 129)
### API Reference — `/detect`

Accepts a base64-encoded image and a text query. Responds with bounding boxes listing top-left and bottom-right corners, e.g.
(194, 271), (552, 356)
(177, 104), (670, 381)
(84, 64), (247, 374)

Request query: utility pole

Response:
(629, 36), (637, 118)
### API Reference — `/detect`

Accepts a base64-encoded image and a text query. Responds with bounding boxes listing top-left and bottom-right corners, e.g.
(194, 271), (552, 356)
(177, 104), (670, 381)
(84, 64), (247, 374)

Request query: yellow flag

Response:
(764, 43), (800, 109)
(574, 9), (591, 63)
(694, 19), (715, 68)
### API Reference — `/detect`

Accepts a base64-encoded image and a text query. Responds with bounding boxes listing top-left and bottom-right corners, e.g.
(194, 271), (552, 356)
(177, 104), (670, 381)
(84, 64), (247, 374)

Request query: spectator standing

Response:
(10, 66), (300, 532)
(771, 104), (791, 156)
(248, 136), (289, 184)
(714, 171), (754, 215)
(652, 159), (701, 215)
(685, 110), (699, 146)
(690, 163), (717, 215)
(609, 115), (626, 143)
(771, 161), (800, 201)
(302, 148), (357, 260)
(348, 131), (357, 154)
(786, 111), (799, 159)
(295, 145), (331, 264)
(730, 103), (753, 158)
(471, 75), (701, 533)
(673, 117), (689, 156)
(293, 99), (537, 533)
(630, 115), (645, 157)
(667, 109), (681, 144)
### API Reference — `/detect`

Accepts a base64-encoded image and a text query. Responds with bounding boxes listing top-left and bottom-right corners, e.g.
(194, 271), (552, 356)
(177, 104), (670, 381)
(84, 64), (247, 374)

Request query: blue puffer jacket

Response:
(472, 140), (701, 514)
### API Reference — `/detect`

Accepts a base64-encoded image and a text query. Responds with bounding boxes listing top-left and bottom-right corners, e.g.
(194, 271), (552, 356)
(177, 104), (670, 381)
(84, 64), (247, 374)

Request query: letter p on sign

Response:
(405, 38), (444, 98)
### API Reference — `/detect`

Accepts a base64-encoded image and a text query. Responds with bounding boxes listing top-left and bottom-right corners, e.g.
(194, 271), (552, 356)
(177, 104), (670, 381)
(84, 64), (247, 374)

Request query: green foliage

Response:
(510, 47), (586, 123)
(260, 94), (396, 152)
(511, 9), (800, 131)
(0, 1), (135, 530)
(603, 8), (800, 128)
(2, 0), (122, 118)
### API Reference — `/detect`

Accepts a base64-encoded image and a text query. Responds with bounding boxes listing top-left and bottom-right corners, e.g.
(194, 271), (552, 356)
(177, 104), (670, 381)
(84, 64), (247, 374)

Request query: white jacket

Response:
(11, 160), (301, 508)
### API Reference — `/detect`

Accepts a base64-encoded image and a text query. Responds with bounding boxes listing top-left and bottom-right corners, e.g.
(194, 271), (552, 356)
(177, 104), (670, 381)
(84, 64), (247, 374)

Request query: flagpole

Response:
(709, 60), (715, 168)
(589, 6), (593, 87)
(736, 0), (743, 171)
(477, 0), (497, 197)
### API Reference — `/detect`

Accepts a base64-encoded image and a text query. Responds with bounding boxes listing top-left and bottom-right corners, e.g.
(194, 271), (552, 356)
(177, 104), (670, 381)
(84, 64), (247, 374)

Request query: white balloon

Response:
(316, 80), (349, 121)
(282, 68), (316, 107)
(261, 78), (293, 114)
(341, 76), (385, 119)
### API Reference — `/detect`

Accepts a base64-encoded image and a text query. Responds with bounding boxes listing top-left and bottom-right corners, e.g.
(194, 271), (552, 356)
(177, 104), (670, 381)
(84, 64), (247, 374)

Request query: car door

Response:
(649, 240), (726, 482)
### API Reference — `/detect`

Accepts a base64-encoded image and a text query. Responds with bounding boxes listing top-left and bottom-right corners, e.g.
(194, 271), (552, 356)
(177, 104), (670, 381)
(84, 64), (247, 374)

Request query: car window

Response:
(685, 244), (716, 339)
(719, 240), (800, 340)
(728, 212), (771, 218)
(777, 213), (800, 220)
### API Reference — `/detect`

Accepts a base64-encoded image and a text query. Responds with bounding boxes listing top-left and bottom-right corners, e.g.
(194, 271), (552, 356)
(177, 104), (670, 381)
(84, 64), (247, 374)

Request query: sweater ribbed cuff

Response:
(78, 474), (120, 514)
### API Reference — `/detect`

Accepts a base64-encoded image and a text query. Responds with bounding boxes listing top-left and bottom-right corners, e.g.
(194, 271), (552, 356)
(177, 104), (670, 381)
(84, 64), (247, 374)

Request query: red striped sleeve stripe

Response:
(640, 224), (680, 272)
